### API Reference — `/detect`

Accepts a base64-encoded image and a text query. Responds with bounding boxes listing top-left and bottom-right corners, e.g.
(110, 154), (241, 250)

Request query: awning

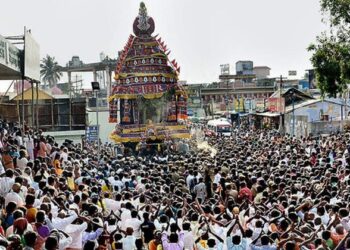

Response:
(255, 112), (280, 117)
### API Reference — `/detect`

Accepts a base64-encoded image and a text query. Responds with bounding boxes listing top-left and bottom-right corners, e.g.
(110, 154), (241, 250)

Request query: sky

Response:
(0, 0), (327, 91)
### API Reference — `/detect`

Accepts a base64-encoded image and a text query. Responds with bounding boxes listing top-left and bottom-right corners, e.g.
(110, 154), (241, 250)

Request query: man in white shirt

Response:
(51, 210), (78, 231)
(121, 227), (136, 250)
(0, 169), (15, 198)
(65, 222), (88, 250)
(60, 147), (69, 166)
(186, 170), (195, 189)
(5, 183), (24, 207)
(125, 210), (142, 238)
(120, 203), (132, 230)
(214, 169), (221, 184)
(182, 222), (194, 250)
(194, 178), (207, 203)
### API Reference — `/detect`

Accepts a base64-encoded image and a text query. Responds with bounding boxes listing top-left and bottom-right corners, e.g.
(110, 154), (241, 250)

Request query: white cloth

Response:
(65, 222), (88, 249)
(58, 233), (73, 250)
(183, 230), (195, 250)
(51, 211), (78, 231)
(5, 191), (24, 207)
(121, 235), (136, 250)
(0, 177), (14, 197)
(16, 158), (28, 172)
(125, 218), (142, 238)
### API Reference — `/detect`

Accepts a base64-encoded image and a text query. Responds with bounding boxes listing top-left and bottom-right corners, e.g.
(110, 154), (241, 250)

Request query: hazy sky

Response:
(0, 0), (326, 89)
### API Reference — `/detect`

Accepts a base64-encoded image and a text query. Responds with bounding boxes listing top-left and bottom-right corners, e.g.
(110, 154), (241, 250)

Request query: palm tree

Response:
(40, 55), (62, 89)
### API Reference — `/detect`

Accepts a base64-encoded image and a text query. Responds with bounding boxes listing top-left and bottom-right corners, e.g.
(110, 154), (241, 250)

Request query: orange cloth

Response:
(148, 240), (162, 250)
(54, 159), (63, 176)
(2, 154), (14, 169)
(331, 233), (345, 246)
(37, 142), (47, 158)
(26, 207), (37, 223)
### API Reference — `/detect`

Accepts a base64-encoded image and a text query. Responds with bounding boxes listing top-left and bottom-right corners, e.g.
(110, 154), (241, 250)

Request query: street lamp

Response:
(91, 81), (100, 161)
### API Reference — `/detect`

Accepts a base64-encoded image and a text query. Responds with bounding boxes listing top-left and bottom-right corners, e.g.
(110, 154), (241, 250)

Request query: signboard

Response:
(0, 35), (22, 79)
(192, 98), (201, 104)
(234, 98), (245, 112)
(86, 126), (99, 142)
(288, 70), (297, 76)
(220, 64), (230, 75)
(24, 31), (40, 81)
(187, 108), (193, 116)
(268, 97), (285, 112)
(255, 98), (266, 110)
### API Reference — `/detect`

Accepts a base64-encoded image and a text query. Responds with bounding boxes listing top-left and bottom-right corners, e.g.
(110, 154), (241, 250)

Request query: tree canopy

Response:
(40, 55), (62, 89)
(308, 0), (350, 97)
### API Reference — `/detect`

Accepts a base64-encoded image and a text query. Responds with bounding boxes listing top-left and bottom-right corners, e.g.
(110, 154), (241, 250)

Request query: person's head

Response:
(25, 194), (35, 206)
(339, 208), (349, 218)
(36, 210), (46, 223)
(232, 235), (241, 245)
(12, 183), (21, 193)
(23, 230), (37, 247)
(126, 227), (133, 236)
(84, 240), (98, 250)
(261, 235), (270, 246)
(335, 224), (345, 235)
(5, 169), (14, 178)
(182, 222), (191, 231)
(44, 236), (59, 250)
(169, 233), (179, 243)
(131, 210), (138, 218)
(135, 238), (143, 249)
(19, 149), (26, 158)
(13, 210), (24, 220)
(322, 230), (331, 241)
(6, 201), (17, 214)
(285, 241), (296, 250)
(207, 238), (216, 248)
(13, 217), (28, 235)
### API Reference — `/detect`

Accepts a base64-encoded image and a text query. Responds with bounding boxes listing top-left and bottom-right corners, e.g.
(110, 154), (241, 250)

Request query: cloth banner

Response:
(109, 99), (118, 123)
(120, 99), (135, 124)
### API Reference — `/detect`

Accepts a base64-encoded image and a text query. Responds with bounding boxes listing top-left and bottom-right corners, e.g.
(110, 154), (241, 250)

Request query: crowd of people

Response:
(0, 119), (350, 250)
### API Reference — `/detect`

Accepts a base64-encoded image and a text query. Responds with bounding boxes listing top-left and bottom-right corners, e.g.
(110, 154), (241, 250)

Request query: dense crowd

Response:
(0, 119), (350, 250)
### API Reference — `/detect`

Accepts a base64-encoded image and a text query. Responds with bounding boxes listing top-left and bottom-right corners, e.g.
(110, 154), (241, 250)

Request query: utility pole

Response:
(279, 75), (283, 134)
(292, 88), (295, 137)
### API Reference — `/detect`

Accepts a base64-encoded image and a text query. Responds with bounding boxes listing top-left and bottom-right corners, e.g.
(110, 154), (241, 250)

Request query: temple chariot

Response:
(109, 2), (190, 149)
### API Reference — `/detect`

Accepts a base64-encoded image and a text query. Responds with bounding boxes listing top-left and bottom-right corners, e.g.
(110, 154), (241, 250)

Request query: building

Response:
(0, 87), (86, 136)
(236, 61), (253, 75)
(183, 83), (206, 118)
(253, 66), (270, 79)
(284, 99), (349, 137)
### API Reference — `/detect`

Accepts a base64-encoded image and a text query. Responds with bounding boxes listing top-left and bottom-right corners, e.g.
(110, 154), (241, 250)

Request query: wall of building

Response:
(284, 101), (344, 136)
(293, 101), (342, 122)
(42, 130), (85, 145)
(253, 67), (270, 79)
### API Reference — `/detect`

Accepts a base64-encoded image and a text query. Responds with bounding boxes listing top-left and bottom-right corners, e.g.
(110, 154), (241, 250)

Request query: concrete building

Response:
(253, 66), (271, 79)
(236, 61), (254, 75)
(284, 99), (349, 137)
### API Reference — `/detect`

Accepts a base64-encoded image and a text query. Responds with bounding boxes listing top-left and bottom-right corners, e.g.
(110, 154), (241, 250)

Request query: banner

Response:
(268, 97), (285, 112)
(120, 99), (134, 124)
(109, 99), (118, 123)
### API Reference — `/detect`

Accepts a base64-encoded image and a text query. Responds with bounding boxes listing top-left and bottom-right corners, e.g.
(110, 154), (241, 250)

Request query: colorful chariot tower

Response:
(109, 2), (190, 144)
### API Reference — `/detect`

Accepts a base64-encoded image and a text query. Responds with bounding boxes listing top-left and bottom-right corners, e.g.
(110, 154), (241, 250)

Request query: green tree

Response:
(308, 0), (350, 97)
(40, 55), (62, 89)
